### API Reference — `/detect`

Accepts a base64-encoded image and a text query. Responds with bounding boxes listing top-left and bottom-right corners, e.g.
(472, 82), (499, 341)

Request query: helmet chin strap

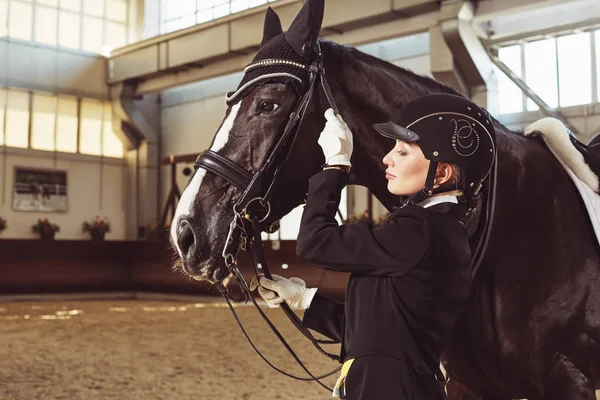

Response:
(401, 161), (466, 207)
(402, 161), (438, 206)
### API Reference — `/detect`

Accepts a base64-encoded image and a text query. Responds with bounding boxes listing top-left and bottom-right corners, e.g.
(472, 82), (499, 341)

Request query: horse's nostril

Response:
(177, 220), (196, 256)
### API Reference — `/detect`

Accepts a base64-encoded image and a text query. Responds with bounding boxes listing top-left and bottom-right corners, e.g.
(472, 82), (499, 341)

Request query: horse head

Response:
(169, 0), (482, 283)
(169, 0), (340, 282)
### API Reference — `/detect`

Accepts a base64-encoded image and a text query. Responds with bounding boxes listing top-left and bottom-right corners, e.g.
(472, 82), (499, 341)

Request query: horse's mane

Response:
(323, 40), (523, 137)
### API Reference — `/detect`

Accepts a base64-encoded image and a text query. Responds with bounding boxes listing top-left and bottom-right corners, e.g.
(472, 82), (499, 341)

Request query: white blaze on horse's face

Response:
(170, 103), (241, 258)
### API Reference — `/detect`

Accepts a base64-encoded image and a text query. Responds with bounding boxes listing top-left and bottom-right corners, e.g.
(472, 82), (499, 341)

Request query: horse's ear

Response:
(285, 0), (324, 57)
(261, 7), (283, 47)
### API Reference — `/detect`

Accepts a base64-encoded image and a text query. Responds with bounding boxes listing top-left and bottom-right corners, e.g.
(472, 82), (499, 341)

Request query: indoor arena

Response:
(1, 0), (600, 399)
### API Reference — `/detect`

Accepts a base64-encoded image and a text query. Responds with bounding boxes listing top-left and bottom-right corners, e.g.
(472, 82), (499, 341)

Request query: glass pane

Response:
(162, 18), (182, 34)
(5, 90), (30, 149)
(58, 11), (80, 49)
(497, 44), (523, 114)
(82, 16), (103, 53)
(102, 103), (123, 157)
(197, 0), (212, 10)
(525, 38), (559, 111)
(213, 0), (229, 4)
(35, 6), (58, 46)
(196, 9), (212, 23)
(230, 0), (248, 13)
(56, 96), (77, 153)
(179, 13), (195, 29)
(31, 94), (56, 151)
(0, 88), (5, 146)
(248, 0), (266, 8)
(80, 100), (102, 155)
(105, 21), (126, 49)
(213, 3), (229, 18)
(557, 33), (592, 107)
(0, 0), (8, 37)
(38, 0), (59, 6)
(9, 1), (32, 40)
(165, 0), (194, 20)
(83, 0), (104, 16)
(106, 0), (127, 22)
(60, 0), (81, 11)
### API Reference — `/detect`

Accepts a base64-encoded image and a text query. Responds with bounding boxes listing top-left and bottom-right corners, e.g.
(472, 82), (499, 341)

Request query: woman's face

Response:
(382, 140), (430, 197)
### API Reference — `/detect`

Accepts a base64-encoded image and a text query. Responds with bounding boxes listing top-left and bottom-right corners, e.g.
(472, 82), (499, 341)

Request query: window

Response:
(497, 45), (523, 114)
(161, 0), (277, 35)
(524, 39), (558, 111)
(102, 103), (124, 158)
(0, 0), (128, 54)
(1, 88), (124, 158)
(5, 90), (29, 149)
(9, 1), (32, 41)
(60, 0), (81, 12)
(82, 16), (103, 53)
(106, 20), (127, 49)
(0, 0), (8, 37)
(58, 11), (80, 49)
(83, 0), (103, 17)
(557, 33), (592, 107)
(106, 0), (127, 22)
(31, 93), (56, 151)
(79, 99), (102, 155)
(35, 6), (58, 46)
(497, 29), (600, 114)
(55, 96), (78, 153)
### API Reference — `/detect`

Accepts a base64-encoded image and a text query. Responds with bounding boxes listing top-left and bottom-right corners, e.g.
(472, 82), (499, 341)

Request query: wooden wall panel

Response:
(0, 239), (348, 301)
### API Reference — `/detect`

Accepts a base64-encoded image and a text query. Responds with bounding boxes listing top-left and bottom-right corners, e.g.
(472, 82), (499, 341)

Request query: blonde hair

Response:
(434, 163), (462, 188)
(449, 163), (461, 184)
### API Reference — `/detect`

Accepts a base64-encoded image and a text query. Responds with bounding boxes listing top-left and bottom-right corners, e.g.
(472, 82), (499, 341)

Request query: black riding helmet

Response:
(373, 93), (496, 211)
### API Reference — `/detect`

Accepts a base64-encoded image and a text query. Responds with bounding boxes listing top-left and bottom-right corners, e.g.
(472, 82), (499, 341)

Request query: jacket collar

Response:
(417, 194), (458, 209)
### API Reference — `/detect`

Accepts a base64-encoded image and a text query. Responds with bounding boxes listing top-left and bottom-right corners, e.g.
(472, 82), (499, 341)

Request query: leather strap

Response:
(194, 150), (253, 190)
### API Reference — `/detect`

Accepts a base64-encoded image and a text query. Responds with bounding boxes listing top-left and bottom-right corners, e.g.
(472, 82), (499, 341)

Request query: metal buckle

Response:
(241, 197), (271, 223)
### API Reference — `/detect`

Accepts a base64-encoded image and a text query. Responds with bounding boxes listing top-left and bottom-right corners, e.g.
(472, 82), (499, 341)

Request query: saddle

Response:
(524, 118), (600, 193)
(524, 117), (600, 249)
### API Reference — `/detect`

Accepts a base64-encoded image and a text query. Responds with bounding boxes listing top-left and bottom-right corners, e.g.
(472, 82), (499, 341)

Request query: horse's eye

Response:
(260, 101), (279, 113)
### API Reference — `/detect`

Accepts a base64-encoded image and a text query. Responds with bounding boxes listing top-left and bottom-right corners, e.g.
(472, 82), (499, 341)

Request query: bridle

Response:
(193, 41), (342, 391)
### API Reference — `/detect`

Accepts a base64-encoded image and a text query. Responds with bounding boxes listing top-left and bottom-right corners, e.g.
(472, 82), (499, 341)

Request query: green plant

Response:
(82, 216), (111, 235)
(0, 216), (6, 232)
(343, 210), (390, 225)
(32, 218), (60, 234)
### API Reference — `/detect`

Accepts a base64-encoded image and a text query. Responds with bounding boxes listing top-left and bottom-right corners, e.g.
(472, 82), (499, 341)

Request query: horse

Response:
(168, 0), (600, 398)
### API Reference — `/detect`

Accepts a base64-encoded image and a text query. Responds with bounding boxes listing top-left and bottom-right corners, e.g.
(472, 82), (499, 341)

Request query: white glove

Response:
(250, 274), (317, 310)
(318, 108), (353, 167)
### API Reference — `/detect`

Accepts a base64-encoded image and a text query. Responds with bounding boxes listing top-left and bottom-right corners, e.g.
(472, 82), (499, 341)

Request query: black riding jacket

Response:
(298, 169), (472, 379)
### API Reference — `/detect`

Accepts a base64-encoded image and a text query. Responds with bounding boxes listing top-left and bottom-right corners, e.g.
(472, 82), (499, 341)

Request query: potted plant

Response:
(83, 216), (110, 241)
(0, 216), (6, 235)
(32, 218), (60, 240)
(343, 210), (390, 225)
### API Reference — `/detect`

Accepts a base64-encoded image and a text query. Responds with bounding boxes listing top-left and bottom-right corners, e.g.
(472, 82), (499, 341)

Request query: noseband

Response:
(193, 41), (342, 391)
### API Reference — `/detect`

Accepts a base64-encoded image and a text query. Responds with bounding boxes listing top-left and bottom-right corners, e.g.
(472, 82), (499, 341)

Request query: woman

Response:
(253, 93), (496, 399)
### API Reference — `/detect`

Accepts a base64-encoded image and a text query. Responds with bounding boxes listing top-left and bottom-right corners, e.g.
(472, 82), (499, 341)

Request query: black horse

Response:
(169, 1), (600, 398)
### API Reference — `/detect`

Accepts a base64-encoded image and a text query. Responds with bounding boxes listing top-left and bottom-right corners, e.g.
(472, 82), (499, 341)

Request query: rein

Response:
(194, 41), (341, 391)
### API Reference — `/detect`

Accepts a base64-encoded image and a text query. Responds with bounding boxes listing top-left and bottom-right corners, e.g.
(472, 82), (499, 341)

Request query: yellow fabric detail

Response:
(336, 358), (355, 388)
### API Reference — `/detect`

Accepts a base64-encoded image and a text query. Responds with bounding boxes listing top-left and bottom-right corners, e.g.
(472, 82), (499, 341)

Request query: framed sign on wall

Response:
(12, 167), (68, 212)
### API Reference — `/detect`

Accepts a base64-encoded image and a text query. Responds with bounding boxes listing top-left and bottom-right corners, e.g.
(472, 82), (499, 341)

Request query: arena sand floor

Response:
(0, 299), (339, 400)
(1, 299), (599, 400)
